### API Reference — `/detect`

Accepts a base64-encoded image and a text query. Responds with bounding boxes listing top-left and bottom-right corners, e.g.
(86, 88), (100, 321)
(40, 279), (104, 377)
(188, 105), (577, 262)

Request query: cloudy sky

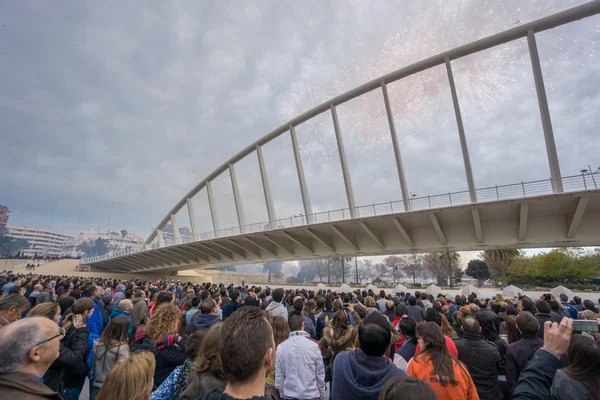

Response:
(1, 0), (599, 248)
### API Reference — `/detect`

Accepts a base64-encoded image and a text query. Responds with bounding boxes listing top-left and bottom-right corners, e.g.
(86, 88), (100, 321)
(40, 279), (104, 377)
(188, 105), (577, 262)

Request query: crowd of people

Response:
(0, 272), (598, 400)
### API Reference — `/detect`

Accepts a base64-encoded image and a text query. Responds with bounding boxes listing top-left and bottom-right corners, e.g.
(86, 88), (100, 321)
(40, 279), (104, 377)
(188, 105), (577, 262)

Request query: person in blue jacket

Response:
(82, 284), (104, 351)
(109, 298), (134, 336)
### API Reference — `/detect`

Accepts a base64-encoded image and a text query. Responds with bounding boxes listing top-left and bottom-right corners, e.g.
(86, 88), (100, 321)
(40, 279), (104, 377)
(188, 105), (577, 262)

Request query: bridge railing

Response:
(82, 174), (596, 264)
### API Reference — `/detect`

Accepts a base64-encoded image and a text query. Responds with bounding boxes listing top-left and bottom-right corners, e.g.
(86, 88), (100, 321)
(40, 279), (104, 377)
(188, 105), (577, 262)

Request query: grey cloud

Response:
(1, 0), (597, 242)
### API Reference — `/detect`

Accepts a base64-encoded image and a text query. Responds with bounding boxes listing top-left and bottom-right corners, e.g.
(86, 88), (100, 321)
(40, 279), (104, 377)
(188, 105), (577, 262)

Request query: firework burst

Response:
(280, 0), (597, 158)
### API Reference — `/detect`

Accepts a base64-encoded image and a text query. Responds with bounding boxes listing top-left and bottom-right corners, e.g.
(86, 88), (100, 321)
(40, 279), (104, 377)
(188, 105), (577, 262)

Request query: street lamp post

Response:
(580, 169), (588, 190)
(409, 192), (417, 210)
(580, 165), (599, 190)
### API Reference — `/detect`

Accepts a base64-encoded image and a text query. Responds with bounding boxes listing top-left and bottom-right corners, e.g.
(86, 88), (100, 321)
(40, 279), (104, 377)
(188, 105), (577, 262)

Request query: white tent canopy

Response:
(339, 283), (352, 293)
(502, 285), (524, 298)
(424, 284), (442, 295)
(393, 284), (408, 294)
(316, 283), (327, 290)
(366, 284), (378, 292)
(551, 285), (574, 299)
(461, 285), (480, 297)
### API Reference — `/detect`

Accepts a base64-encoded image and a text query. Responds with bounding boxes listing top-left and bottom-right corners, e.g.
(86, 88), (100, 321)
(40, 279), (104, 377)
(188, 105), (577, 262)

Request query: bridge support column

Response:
(445, 57), (477, 203)
(229, 164), (248, 233)
(170, 214), (182, 244)
(156, 229), (165, 248)
(290, 125), (314, 224)
(186, 198), (198, 241)
(381, 82), (411, 211)
(331, 104), (357, 218)
(256, 145), (278, 229)
(206, 181), (221, 237)
(527, 30), (563, 193)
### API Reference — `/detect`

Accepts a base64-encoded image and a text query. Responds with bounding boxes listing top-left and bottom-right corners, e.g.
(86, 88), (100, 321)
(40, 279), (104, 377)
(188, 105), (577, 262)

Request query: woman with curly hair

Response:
(179, 322), (226, 399)
(137, 303), (187, 387)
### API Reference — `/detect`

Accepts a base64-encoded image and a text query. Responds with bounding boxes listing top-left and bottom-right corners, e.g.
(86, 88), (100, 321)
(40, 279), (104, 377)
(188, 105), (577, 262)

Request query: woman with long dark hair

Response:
(477, 309), (508, 399)
(504, 315), (521, 344)
(393, 317), (418, 371)
(406, 322), (478, 400)
(179, 322), (226, 400)
(91, 316), (131, 399)
(551, 334), (600, 400)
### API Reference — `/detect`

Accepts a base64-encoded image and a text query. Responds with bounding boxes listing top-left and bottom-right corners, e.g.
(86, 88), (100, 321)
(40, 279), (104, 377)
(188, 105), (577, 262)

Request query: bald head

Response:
(386, 300), (395, 311)
(462, 316), (481, 334)
(119, 299), (134, 313)
(0, 317), (61, 375)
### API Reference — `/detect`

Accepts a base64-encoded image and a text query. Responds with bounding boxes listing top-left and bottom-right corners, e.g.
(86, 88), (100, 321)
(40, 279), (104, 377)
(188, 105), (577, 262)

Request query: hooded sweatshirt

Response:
(332, 348), (406, 400)
(185, 313), (219, 336)
(265, 301), (288, 320)
(109, 308), (133, 335)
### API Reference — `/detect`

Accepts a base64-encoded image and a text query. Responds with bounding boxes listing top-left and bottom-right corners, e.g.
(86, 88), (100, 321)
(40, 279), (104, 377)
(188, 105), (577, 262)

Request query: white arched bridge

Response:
(83, 2), (600, 274)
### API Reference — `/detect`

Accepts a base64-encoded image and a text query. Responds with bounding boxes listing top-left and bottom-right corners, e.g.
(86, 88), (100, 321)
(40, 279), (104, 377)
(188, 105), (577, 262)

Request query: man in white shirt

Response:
(275, 311), (326, 400)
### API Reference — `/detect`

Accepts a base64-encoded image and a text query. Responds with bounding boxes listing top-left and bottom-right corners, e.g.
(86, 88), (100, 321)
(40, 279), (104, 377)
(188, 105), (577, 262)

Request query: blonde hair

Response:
(27, 302), (60, 320)
(95, 351), (155, 400)
(146, 303), (180, 342)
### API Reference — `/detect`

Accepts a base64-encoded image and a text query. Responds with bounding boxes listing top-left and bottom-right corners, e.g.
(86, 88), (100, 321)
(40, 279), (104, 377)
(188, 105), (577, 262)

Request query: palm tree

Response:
(439, 251), (460, 288)
(483, 249), (520, 288)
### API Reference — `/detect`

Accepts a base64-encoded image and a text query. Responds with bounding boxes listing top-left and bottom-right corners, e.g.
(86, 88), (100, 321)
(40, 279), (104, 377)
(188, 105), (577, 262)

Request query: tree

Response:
(313, 259), (329, 282)
(297, 262), (317, 282)
(356, 259), (374, 284)
(399, 254), (423, 284)
(483, 249), (520, 288)
(423, 252), (448, 285)
(0, 228), (30, 256)
(263, 261), (283, 283)
(440, 251), (460, 288)
(330, 257), (351, 283)
(120, 229), (128, 239)
(465, 259), (490, 287)
(377, 256), (404, 283)
(76, 238), (110, 258)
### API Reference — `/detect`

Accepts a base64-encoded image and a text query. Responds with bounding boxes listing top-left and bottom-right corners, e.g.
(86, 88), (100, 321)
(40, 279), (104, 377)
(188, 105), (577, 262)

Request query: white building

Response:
(62, 228), (144, 257)
(6, 225), (74, 258)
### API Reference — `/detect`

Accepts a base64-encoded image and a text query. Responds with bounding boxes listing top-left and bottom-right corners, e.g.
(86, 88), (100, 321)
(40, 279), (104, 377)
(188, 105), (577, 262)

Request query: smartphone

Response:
(544, 293), (552, 301)
(572, 319), (599, 333)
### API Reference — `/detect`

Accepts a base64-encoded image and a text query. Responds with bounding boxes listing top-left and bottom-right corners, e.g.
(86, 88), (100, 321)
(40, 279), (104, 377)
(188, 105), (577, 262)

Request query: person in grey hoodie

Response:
(131, 290), (149, 327)
(265, 288), (288, 320)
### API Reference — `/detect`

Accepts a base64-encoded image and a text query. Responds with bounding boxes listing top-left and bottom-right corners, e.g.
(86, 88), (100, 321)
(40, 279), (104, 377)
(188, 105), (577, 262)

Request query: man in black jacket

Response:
(534, 299), (561, 338)
(316, 298), (335, 340)
(454, 316), (502, 400)
(506, 311), (543, 393)
(406, 296), (424, 322)
(511, 317), (577, 400)
(222, 289), (242, 320)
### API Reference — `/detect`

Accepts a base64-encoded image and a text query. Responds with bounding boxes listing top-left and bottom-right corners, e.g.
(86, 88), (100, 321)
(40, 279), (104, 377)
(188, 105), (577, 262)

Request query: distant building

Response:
(0, 206), (8, 230)
(6, 225), (74, 258)
(162, 224), (193, 245)
(62, 228), (144, 257)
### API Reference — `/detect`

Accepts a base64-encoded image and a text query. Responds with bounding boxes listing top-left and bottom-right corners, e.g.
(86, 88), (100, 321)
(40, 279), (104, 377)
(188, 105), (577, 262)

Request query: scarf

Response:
(174, 359), (195, 398)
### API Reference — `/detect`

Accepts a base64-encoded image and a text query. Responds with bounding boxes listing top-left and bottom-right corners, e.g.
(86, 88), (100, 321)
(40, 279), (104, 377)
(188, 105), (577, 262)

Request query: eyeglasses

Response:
(33, 327), (65, 347)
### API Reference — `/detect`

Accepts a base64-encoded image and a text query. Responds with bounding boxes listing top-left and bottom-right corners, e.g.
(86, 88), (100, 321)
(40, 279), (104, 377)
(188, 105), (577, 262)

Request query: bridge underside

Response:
(87, 190), (600, 274)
